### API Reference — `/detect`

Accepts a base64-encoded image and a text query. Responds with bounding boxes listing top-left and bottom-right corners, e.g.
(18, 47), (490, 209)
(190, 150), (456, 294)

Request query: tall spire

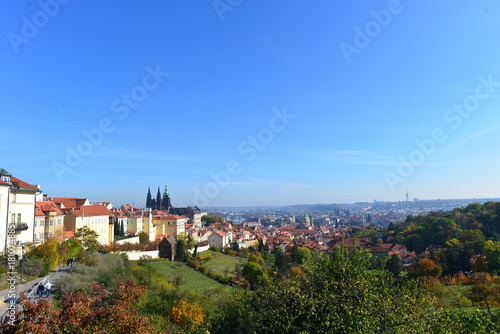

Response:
(156, 187), (162, 210)
(164, 184), (169, 196)
(146, 187), (152, 208)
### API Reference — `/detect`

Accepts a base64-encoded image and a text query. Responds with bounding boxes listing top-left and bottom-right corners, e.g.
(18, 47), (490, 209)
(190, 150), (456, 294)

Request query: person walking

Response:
(44, 281), (52, 297)
(37, 283), (44, 298)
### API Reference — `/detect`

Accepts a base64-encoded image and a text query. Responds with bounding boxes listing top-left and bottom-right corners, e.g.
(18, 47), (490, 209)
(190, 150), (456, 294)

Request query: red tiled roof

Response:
(51, 198), (88, 210)
(36, 201), (64, 215)
(10, 176), (39, 191)
(155, 215), (187, 220)
(215, 231), (228, 237)
(70, 204), (113, 217)
(63, 231), (75, 239)
(111, 208), (127, 218)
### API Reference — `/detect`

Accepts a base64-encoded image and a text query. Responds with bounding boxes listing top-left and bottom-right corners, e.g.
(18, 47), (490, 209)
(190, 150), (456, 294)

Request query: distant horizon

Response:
(201, 197), (500, 210)
(7, 169), (499, 209)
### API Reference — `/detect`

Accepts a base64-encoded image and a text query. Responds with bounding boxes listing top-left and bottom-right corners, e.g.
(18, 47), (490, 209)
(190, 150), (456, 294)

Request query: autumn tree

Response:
(74, 226), (99, 252)
(416, 258), (442, 277)
(169, 299), (206, 331)
(0, 277), (161, 334)
(26, 240), (60, 274)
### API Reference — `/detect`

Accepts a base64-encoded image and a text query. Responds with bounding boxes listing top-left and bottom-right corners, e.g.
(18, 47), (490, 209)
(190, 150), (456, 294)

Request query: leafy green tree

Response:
(385, 253), (402, 277)
(438, 238), (471, 275)
(242, 262), (265, 288)
(482, 240), (500, 273)
(201, 215), (223, 226)
(74, 226), (99, 252)
(138, 231), (149, 245)
(114, 219), (125, 237)
(175, 237), (187, 262)
(352, 228), (381, 242)
(114, 219), (120, 237)
(459, 229), (485, 253)
(213, 248), (438, 333)
(60, 238), (82, 261)
(247, 253), (264, 266)
(271, 247), (291, 277)
(175, 233), (195, 262)
(291, 246), (311, 265)
(120, 220), (125, 236)
(201, 215), (215, 226)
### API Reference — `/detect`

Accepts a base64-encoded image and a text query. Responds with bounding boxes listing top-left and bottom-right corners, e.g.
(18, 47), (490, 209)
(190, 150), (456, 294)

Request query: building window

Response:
(17, 214), (21, 224)
(11, 213), (15, 224)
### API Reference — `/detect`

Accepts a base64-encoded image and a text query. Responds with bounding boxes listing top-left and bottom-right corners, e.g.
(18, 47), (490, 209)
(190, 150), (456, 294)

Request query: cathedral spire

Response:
(146, 187), (152, 209)
(156, 187), (162, 210)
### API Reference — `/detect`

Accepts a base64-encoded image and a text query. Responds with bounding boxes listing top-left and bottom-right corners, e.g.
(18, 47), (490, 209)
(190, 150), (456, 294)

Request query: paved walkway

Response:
(0, 265), (71, 319)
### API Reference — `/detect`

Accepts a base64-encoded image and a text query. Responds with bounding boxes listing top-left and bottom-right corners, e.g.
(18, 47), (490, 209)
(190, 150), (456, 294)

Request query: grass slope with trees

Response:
(3, 205), (500, 333)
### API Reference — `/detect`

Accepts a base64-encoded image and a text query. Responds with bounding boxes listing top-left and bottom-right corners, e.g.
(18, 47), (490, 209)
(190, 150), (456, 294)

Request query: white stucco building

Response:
(0, 169), (41, 254)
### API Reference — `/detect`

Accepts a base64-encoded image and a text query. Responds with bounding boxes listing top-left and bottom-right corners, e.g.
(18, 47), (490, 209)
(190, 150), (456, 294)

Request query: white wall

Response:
(121, 250), (159, 260)
(10, 191), (36, 245)
(0, 187), (10, 253)
(115, 236), (139, 244)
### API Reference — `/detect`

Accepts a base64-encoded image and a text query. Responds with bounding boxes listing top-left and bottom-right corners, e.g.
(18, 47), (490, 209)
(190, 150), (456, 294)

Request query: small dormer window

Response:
(1, 176), (10, 183)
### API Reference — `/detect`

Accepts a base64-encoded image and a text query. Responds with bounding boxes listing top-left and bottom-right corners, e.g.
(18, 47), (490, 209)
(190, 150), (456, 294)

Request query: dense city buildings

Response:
(1, 167), (498, 260)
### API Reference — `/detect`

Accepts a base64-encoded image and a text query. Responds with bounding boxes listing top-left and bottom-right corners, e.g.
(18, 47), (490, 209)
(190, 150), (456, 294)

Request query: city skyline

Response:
(2, 1), (500, 207)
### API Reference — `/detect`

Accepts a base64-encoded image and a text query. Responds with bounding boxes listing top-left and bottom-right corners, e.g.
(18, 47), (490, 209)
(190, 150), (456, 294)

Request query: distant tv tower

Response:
(406, 188), (409, 202)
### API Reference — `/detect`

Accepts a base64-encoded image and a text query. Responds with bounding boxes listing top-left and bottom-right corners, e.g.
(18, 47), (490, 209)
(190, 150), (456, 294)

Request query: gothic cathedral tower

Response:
(162, 184), (172, 211)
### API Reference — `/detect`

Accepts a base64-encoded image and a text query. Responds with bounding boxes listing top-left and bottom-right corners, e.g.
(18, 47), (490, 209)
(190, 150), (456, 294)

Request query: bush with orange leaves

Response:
(0, 277), (161, 334)
(169, 299), (206, 331)
(416, 258), (442, 277)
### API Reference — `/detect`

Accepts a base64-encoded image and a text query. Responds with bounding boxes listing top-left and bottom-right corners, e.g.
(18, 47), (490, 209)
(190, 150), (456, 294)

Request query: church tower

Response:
(156, 187), (162, 210)
(146, 187), (152, 209)
(162, 184), (172, 211)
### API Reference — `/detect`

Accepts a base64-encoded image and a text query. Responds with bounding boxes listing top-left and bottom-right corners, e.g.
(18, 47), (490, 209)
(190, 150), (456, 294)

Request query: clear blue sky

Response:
(2, 0), (500, 207)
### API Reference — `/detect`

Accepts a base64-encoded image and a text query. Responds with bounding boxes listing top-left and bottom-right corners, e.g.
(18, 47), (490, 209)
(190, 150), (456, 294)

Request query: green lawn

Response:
(429, 284), (500, 313)
(201, 250), (247, 278)
(151, 261), (232, 295)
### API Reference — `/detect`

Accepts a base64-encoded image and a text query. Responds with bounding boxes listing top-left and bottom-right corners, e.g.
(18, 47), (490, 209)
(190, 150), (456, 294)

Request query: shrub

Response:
(76, 249), (98, 267)
(21, 257), (45, 277)
(139, 231), (149, 245)
(169, 300), (206, 331)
